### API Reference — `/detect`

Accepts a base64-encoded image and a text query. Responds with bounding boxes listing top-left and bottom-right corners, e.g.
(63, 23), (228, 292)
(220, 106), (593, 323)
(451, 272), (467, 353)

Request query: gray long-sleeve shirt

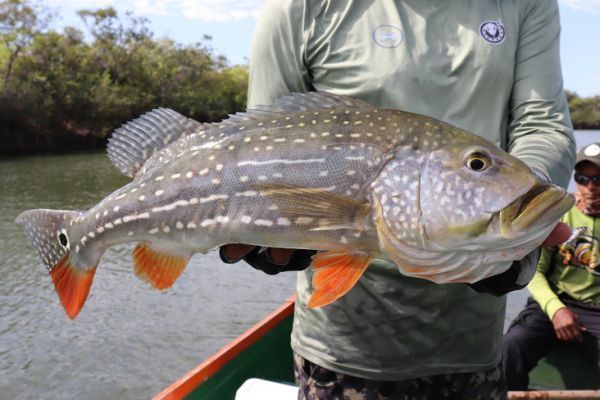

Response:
(248, 0), (575, 380)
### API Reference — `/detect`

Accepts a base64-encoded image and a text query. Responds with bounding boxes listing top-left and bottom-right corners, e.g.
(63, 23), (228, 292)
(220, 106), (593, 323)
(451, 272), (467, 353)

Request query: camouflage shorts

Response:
(293, 353), (507, 400)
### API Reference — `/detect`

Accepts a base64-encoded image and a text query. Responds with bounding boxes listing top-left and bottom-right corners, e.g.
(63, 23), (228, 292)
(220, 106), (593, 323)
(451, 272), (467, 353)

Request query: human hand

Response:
(552, 307), (585, 342)
(575, 191), (600, 216)
(220, 244), (295, 265)
(541, 222), (571, 247)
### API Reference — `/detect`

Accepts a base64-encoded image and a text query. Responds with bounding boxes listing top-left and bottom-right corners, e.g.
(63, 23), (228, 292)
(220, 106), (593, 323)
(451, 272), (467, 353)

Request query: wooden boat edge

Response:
(153, 295), (296, 400)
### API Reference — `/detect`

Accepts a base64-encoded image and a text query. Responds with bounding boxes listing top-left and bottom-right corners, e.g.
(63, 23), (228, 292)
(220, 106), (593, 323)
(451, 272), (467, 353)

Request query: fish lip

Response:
(499, 183), (574, 237)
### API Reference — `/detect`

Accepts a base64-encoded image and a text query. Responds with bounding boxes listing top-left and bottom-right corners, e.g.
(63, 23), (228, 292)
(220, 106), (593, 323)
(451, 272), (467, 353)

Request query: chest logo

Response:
(479, 20), (505, 44)
(373, 25), (404, 48)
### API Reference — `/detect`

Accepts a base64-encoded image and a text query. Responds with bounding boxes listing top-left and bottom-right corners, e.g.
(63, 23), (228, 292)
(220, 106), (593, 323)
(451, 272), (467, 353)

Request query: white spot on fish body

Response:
(347, 170), (356, 176)
(236, 190), (257, 197)
(340, 236), (348, 245)
(215, 216), (230, 224)
(114, 218), (122, 225)
(273, 173), (283, 178)
(260, 135), (268, 141)
(155, 190), (164, 196)
(212, 178), (221, 185)
(113, 206), (120, 212)
(96, 213), (100, 219)
(294, 139), (305, 143)
(295, 217), (313, 225)
(285, 124), (293, 129)
(163, 226), (170, 233)
(188, 222), (198, 229)
(171, 173), (181, 179)
(186, 171), (194, 178)
(237, 158), (325, 167)
(155, 176), (164, 181)
(103, 210), (108, 216)
(116, 194), (127, 200)
(89, 232), (95, 238)
(139, 195), (146, 201)
(258, 175), (267, 181)
(122, 213), (150, 223)
(323, 119), (331, 123)
(254, 219), (273, 226)
(128, 231), (134, 236)
(97, 227), (105, 233)
(240, 216), (252, 224)
(277, 218), (291, 226)
(274, 138), (286, 142)
(105, 223), (114, 229)
(240, 176), (249, 182)
(200, 194), (228, 203)
(149, 228), (159, 234)
(176, 221), (184, 229)
(266, 146), (274, 150)
(319, 171), (328, 177)
(321, 132), (330, 137)
(244, 137), (251, 143)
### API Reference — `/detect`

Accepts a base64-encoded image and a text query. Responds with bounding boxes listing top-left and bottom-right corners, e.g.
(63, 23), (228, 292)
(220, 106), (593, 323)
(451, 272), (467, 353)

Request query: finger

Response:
(221, 244), (256, 262)
(267, 248), (295, 266)
(541, 222), (571, 247)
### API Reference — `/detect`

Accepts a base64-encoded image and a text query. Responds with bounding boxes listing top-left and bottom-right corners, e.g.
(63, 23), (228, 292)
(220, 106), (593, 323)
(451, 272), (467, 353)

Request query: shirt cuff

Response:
(544, 297), (567, 320)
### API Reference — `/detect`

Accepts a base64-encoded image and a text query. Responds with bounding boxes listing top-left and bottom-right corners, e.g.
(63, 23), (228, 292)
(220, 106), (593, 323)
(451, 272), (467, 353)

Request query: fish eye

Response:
(465, 152), (490, 172)
(58, 233), (68, 247)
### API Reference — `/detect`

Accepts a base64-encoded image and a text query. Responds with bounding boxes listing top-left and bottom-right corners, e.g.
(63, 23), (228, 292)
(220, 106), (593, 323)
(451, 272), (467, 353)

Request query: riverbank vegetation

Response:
(0, 1), (598, 155)
(0, 1), (248, 154)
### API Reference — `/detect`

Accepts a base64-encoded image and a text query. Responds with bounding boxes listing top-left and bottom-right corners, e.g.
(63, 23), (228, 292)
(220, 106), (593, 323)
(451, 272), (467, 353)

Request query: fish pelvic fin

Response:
(133, 243), (192, 290)
(308, 251), (373, 308)
(15, 209), (100, 319)
(251, 184), (371, 232)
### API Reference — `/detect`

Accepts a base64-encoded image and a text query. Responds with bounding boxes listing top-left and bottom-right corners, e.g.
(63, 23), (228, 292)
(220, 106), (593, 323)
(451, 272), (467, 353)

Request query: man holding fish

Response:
(222, 0), (576, 399)
(15, 1), (576, 399)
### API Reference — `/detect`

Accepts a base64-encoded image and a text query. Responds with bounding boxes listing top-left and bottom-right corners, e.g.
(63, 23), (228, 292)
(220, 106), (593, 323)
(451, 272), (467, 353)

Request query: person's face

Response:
(574, 162), (600, 216)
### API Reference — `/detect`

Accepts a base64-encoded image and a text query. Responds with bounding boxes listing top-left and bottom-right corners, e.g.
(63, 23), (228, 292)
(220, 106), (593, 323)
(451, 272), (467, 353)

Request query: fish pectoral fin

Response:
(50, 255), (98, 320)
(308, 250), (373, 308)
(251, 183), (371, 231)
(133, 243), (192, 290)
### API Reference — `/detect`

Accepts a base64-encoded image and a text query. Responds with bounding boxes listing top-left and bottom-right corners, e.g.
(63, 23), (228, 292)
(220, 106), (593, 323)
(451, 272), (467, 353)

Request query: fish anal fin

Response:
(251, 183), (371, 232)
(50, 255), (97, 320)
(307, 251), (373, 308)
(133, 243), (192, 290)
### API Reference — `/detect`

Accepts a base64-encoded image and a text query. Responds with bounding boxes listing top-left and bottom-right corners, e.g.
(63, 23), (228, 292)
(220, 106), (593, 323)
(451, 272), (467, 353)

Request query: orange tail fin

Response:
(133, 243), (192, 290)
(308, 251), (373, 308)
(50, 255), (97, 320)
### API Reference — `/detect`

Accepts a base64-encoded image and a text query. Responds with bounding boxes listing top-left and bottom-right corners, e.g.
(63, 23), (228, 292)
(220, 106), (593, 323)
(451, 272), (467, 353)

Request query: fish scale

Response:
(16, 92), (574, 319)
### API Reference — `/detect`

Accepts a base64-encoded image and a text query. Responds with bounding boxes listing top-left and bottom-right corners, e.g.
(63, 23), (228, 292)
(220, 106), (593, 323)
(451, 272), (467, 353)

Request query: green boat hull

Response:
(156, 297), (599, 399)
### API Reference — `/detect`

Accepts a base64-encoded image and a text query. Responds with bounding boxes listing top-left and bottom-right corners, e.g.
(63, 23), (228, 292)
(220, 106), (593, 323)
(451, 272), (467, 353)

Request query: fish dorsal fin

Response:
(251, 92), (373, 114)
(107, 108), (203, 177)
(219, 92), (375, 129)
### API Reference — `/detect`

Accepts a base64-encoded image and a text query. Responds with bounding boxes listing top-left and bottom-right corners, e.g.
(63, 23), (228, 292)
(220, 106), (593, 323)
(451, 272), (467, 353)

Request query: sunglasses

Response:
(574, 173), (600, 186)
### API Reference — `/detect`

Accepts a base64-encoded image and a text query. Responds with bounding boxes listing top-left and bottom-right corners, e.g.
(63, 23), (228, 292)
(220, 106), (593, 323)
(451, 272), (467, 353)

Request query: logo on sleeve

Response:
(373, 25), (404, 48)
(479, 21), (505, 44)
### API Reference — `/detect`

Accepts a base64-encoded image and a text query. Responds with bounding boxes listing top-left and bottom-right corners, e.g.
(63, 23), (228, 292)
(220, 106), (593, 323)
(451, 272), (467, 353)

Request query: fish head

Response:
(372, 133), (574, 256)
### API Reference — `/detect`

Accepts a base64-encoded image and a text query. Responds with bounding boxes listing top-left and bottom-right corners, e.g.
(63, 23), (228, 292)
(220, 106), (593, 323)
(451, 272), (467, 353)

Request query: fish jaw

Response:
(500, 184), (575, 239)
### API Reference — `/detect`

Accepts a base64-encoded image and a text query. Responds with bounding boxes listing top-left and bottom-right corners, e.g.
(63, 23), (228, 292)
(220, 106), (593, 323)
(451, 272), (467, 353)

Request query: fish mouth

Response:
(499, 183), (575, 238)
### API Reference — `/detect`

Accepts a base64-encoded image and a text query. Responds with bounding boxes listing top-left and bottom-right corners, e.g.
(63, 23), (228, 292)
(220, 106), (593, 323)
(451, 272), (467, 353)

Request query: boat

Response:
(155, 295), (600, 400)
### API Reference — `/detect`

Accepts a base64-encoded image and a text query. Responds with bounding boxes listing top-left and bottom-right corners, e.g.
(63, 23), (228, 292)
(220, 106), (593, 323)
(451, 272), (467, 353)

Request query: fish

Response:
(15, 92), (574, 319)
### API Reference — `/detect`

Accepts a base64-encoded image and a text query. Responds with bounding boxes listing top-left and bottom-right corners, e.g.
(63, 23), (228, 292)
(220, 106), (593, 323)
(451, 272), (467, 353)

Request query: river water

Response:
(0, 131), (598, 399)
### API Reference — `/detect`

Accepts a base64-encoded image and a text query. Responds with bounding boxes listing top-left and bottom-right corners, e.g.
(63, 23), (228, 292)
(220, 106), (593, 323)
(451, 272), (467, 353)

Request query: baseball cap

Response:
(575, 142), (600, 169)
